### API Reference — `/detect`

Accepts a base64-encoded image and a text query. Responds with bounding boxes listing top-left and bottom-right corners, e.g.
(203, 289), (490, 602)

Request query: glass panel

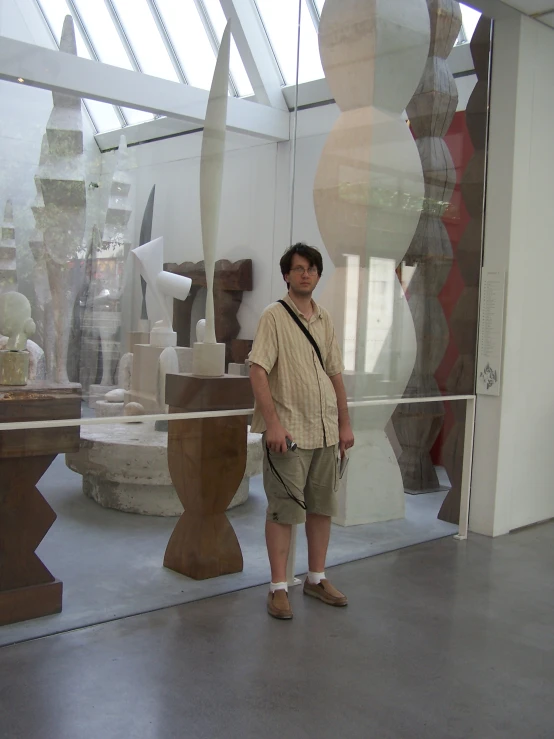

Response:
(155, 0), (217, 90)
(255, 0), (324, 84)
(202, 0), (254, 96)
(72, 0), (134, 69)
(314, 0), (325, 14)
(110, 0), (179, 82)
(84, 99), (122, 132)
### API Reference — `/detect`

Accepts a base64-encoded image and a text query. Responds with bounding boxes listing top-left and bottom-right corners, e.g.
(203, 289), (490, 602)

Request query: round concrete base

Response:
(66, 421), (263, 516)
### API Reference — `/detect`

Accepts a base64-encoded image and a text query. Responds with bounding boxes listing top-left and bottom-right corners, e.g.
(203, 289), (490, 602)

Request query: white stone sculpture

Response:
(192, 21), (232, 377)
(314, 0), (429, 525)
(0, 200), (17, 294)
(132, 237), (192, 348)
(34, 15), (87, 383)
(0, 292), (36, 385)
(156, 346), (179, 414)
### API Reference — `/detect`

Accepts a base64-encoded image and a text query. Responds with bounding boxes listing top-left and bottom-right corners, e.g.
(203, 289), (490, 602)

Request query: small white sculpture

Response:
(0, 292), (36, 350)
(132, 237), (192, 348)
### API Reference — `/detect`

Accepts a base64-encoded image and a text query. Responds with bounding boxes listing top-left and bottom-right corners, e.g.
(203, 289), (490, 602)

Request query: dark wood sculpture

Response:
(0, 382), (80, 625)
(164, 259), (252, 367)
(439, 17), (492, 523)
(392, 0), (461, 493)
(164, 373), (254, 580)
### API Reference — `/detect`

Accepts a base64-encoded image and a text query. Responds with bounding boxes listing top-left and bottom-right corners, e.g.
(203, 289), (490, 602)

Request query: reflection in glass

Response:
(365, 258), (395, 375)
(256, 0), (324, 84)
(343, 254), (359, 372)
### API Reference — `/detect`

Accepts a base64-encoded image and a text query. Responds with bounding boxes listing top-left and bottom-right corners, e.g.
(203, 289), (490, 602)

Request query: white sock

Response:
(308, 571), (325, 585)
(270, 581), (288, 593)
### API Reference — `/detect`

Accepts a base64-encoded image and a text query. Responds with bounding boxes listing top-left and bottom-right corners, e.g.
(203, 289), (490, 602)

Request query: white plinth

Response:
(150, 326), (177, 347)
(0, 350), (29, 385)
(192, 342), (225, 377)
(66, 422), (264, 516)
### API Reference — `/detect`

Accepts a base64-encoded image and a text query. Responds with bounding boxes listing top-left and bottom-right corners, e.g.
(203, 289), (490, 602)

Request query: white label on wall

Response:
(476, 269), (506, 396)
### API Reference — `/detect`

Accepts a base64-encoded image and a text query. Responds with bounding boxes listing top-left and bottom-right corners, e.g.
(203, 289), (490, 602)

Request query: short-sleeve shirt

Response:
(249, 293), (344, 449)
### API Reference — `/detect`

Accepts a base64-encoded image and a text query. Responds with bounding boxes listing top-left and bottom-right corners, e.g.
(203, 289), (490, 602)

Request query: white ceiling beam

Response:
(0, 35), (290, 141)
(219, 0), (288, 111)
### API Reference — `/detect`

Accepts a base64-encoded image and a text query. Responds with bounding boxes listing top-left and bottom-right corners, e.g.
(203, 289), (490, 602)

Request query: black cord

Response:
(266, 446), (307, 510)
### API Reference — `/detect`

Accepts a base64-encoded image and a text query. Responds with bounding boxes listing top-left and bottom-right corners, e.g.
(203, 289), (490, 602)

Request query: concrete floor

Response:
(1, 522), (553, 739)
(0, 456), (456, 646)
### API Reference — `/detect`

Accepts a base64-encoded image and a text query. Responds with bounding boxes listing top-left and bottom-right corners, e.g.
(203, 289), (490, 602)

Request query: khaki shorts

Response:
(262, 436), (339, 525)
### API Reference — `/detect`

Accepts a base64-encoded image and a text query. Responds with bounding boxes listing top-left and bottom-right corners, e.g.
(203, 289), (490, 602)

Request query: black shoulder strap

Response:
(278, 300), (325, 371)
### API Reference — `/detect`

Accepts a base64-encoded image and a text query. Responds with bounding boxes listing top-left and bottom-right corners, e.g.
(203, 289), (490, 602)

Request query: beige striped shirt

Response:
(249, 293), (344, 449)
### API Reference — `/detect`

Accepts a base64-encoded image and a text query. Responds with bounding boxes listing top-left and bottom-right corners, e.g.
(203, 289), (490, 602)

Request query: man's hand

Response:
(339, 420), (355, 459)
(266, 421), (293, 454)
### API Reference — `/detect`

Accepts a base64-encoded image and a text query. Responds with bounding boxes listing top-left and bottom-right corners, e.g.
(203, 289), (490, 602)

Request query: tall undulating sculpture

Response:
(76, 228), (100, 393)
(439, 16), (492, 522)
(137, 185), (155, 334)
(0, 201), (17, 295)
(313, 0), (429, 524)
(34, 15), (86, 383)
(393, 0), (461, 493)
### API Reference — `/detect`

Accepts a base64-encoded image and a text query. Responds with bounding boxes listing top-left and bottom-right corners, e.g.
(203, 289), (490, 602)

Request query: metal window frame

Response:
(194, 0), (238, 97)
(145, 0), (189, 85)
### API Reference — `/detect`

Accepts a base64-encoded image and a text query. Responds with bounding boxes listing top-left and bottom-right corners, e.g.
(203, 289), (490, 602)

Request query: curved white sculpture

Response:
(132, 237), (192, 347)
(314, 0), (429, 525)
(192, 20), (232, 377)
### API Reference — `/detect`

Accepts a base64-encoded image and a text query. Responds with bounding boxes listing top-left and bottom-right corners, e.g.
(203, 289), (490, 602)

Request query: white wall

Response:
(470, 15), (554, 535)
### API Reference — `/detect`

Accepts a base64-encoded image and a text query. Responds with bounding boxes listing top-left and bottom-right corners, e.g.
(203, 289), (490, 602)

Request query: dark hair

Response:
(280, 243), (323, 287)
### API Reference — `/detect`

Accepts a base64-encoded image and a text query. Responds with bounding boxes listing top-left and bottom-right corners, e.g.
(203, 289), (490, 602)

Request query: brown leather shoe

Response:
(303, 578), (348, 607)
(267, 589), (293, 619)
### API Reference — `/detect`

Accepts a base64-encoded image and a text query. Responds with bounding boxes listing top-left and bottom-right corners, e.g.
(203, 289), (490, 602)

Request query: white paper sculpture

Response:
(192, 20), (232, 377)
(132, 237), (192, 347)
(0, 292), (36, 385)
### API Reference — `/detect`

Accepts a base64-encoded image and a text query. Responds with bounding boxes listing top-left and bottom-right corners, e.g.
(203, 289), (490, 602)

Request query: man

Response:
(249, 243), (355, 620)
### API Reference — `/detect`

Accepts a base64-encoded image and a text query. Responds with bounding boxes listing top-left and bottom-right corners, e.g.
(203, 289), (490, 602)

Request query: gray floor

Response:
(1, 522), (553, 739)
(0, 456), (457, 646)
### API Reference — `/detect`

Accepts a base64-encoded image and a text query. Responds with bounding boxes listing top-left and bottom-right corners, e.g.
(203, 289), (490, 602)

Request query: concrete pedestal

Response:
(65, 422), (263, 517)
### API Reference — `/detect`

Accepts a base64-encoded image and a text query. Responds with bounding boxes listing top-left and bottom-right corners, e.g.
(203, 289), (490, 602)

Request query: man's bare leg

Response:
(265, 520), (292, 583)
(305, 513), (331, 572)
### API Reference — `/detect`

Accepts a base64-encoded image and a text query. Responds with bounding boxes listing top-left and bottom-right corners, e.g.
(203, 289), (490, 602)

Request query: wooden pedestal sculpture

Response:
(0, 382), (80, 625)
(163, 374), (253, 579)
(392, 0), (461, 493)
(313, 0), (429, 524)
(165, 259), (252, 366)
(439, 17), (492, 523)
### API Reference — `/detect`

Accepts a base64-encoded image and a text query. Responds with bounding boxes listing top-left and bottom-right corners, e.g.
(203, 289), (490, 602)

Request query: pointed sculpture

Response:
(34, 15), (87, 383)
(192, 20), (232, 377)
(0, 201), (17, 294)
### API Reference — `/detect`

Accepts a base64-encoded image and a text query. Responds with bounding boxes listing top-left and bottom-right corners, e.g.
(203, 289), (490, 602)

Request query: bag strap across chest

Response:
(278, 299), (325, 372)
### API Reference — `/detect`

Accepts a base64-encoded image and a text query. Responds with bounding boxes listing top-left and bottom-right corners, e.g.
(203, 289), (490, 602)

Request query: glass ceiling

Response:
(34, 0), (481, 135)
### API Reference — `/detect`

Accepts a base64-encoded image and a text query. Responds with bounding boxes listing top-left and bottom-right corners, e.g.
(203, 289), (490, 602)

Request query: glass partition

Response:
(0, 0), (491, 642)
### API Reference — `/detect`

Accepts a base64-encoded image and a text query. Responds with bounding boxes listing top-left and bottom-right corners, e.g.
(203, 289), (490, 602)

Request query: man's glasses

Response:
(290, 266), (318, 276)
